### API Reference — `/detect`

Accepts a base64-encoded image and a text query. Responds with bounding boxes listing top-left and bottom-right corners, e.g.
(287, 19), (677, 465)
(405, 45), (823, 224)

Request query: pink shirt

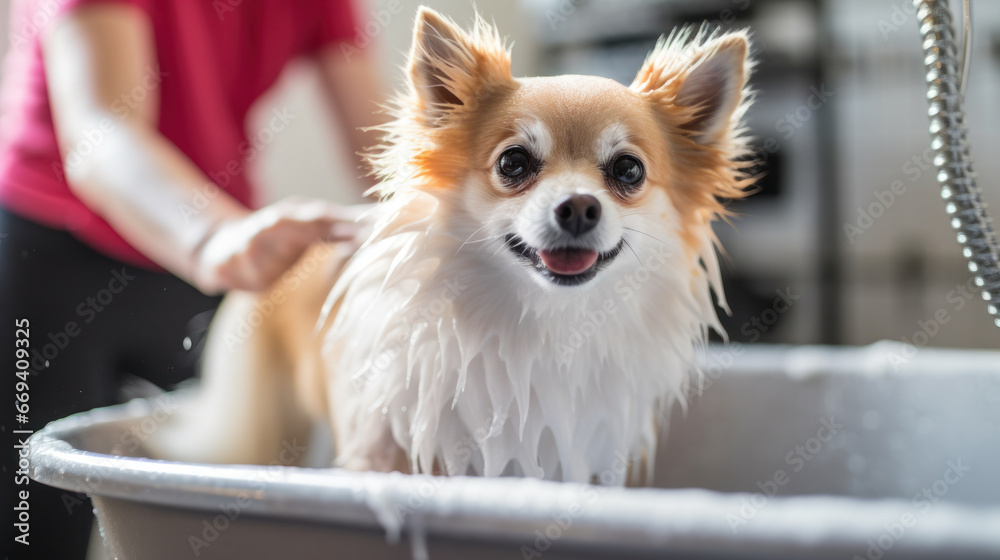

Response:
(0, 0), (359, 269)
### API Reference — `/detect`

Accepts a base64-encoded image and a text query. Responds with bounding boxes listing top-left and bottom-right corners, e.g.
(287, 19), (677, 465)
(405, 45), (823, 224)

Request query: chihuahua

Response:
(150, 7), (754, 486)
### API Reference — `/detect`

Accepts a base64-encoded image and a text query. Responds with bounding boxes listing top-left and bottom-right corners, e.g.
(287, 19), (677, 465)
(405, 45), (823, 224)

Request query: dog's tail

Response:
(144, 290), (314, 466)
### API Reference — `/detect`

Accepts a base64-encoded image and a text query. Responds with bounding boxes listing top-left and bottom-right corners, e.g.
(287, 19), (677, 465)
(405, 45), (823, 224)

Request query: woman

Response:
(0, 0), (383, 557)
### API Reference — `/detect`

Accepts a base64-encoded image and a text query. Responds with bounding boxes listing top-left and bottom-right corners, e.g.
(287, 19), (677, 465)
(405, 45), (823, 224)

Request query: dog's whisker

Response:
(465, 234), (507, 245)
(456, 217), (510, 255)
(486, 236), (514, 261)
(457, 227), (502, 254)
(473, 236), (512, 260)
(458, 227), (491, 250)
(622, 227), (676, 251)
(621, 236), (643, 266)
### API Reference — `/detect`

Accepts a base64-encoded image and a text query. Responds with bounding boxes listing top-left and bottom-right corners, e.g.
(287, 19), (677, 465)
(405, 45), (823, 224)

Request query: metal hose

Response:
(915, 0), (1000, 328)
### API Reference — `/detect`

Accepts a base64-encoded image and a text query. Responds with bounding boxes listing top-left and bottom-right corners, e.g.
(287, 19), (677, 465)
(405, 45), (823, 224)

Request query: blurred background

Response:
(2, 0), (997, 349)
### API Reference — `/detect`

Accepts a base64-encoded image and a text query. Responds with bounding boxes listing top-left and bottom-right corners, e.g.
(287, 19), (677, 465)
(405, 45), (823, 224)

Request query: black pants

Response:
(0, 208), (221, 560)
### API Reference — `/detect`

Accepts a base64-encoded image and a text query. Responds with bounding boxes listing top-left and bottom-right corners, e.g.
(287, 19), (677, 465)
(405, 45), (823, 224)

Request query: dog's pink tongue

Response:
(539, 248), (598, 275)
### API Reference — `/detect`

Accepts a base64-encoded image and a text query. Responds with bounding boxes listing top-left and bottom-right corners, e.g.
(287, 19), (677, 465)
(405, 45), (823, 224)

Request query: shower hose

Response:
(915, 0), (1000, 328)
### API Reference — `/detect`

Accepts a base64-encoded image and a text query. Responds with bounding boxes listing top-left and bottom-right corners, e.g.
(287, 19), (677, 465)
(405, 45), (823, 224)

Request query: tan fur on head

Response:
(371, 14), (755, 256)
(408, 8), (513, 124)
(630, 26), (757, 255)
(367, 9), (517, 195)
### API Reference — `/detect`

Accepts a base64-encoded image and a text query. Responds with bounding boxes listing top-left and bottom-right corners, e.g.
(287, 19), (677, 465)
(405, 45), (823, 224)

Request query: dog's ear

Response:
(408, 7), (512, 126)
(632, 31), (750, 145)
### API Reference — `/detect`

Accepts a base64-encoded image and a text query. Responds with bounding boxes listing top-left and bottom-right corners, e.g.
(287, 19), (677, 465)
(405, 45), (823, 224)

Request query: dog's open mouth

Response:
(506, 234), (623, 285)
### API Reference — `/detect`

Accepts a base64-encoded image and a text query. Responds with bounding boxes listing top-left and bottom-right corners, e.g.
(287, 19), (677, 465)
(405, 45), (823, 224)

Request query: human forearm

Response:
(61, 114), (359, 294)
(42, 4), (244, 289)
(319, 49), (388, 197)
(62, 115), (250, 289)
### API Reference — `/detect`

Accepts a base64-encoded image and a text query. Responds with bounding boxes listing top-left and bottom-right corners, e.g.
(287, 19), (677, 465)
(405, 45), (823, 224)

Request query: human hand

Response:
(192, 197), (363, 293)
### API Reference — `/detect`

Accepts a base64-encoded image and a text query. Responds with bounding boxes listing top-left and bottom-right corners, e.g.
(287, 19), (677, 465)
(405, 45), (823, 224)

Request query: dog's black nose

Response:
(554, 194), (601, 236)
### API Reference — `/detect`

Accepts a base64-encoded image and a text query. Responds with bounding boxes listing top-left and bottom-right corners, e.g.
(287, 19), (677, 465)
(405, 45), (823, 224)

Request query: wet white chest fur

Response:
(322, 190), (723, 484)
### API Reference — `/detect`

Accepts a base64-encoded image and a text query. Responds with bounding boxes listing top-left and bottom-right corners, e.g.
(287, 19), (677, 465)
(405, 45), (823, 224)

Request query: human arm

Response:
(317, 45), (388, 196)
(43, 4), (358, 294)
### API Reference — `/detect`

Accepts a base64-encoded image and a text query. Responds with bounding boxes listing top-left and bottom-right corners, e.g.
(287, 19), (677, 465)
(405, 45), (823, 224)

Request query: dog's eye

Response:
(610, 155), (644, 187)
(497, 147), (532, 182)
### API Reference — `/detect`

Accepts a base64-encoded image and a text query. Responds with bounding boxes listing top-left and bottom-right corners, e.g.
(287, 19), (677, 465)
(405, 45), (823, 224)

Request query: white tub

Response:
(27, 343), (1000, 559)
